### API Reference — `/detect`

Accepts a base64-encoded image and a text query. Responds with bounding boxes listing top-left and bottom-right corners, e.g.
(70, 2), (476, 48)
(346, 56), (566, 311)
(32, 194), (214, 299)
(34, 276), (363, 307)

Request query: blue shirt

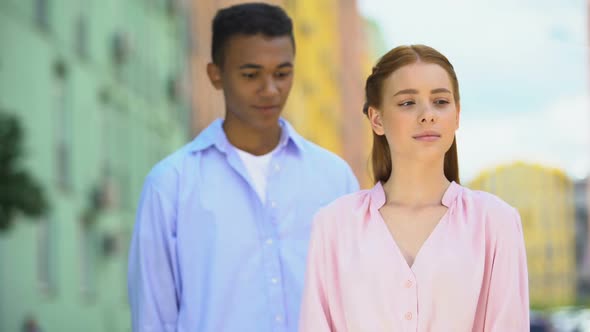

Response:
(128, 118), (359, 332)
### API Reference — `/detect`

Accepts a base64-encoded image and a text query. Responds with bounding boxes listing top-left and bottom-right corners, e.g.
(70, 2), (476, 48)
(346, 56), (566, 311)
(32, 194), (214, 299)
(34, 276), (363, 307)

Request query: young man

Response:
(127, 3), (359, 332)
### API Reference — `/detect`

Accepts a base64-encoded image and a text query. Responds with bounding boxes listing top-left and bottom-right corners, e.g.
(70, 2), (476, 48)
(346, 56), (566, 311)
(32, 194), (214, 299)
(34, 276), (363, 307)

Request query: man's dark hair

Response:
(211, 3), (294, 67)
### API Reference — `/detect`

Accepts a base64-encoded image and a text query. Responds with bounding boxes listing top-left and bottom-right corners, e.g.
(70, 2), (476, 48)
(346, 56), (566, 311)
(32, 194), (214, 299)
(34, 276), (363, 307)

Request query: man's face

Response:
(207, 34), (294, 133)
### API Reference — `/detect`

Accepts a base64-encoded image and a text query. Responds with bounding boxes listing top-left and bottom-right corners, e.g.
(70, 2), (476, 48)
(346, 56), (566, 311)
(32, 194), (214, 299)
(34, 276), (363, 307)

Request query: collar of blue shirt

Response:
(188, 118), (306, 155)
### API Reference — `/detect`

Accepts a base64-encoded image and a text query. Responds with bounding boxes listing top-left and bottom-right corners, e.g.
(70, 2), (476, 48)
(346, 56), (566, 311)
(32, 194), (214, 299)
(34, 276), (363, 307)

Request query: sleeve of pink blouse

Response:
(484, 208), (530, 331)
(298, 211), (333, 332)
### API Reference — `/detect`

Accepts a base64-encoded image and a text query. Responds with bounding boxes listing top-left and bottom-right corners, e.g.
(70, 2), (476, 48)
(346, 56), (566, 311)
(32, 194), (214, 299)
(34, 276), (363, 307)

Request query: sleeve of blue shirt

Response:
(344, 166), (360, 194)
(128, 179), (179, 332)
(336, 157), (360, 194)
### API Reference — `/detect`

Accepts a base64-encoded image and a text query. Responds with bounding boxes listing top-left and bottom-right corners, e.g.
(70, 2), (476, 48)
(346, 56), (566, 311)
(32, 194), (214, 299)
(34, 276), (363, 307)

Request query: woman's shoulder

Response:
(313, 188), (375, 227)
(462, 186), (514, 210)
(459, 185), (521, 229)
(321, 188), (373, 213)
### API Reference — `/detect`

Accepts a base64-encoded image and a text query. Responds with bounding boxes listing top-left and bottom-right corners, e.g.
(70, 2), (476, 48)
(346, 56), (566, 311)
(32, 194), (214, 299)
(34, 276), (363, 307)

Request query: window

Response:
(165, 0), (177, 16)
(119, 171), (131, 211)
(53, 60), (72, 191)
(34, 0), (49, 31)
(284, 0), (296, 13)
(121, 228), (131, 302)
(75, 15), (88, 59)
(100, 109), (115, 208)
(79, 220), (97, 297)
(167, 75), (178, 103)
(182, 15), (194, 55)
(37, 215), (56, 294)
(112, 110), (130, 210)
(546, 243), (554, 261)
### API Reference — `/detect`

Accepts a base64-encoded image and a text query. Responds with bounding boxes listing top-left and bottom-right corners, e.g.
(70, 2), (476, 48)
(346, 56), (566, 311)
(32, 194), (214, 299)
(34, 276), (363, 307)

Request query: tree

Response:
(0, 111), (48, 230)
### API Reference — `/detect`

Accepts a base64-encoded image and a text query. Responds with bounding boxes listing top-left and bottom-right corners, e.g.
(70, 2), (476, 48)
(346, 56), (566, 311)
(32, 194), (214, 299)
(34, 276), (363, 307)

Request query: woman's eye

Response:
(434, 99), (450, 105)
(398, 101), (415, 107)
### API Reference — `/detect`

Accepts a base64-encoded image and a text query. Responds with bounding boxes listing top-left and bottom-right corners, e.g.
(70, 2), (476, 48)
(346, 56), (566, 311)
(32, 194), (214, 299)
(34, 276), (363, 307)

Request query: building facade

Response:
(469, 162), (577, 308)
(583, 0), (590, 301)
(575, 178), (590, 300)
(0, 0), (191, 331)
(0, 0), (378, 330)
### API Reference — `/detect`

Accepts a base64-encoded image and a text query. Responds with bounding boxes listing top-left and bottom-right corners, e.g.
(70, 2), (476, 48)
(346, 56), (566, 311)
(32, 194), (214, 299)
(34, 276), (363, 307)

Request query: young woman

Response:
(298, 45), (529, 331)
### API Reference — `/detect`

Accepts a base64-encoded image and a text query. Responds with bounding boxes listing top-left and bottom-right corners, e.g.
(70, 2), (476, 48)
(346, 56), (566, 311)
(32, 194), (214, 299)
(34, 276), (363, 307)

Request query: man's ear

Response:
(368, 106), (385, 136)
(206, 62), (223, 90)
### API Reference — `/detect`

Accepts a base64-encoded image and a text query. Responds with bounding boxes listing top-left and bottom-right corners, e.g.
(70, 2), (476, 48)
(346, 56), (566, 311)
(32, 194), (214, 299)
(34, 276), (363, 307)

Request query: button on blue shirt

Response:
(128, 118), (359, 332)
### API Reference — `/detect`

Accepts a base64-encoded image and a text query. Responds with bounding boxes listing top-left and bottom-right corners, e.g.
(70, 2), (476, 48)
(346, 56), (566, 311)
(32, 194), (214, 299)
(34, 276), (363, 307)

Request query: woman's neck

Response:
(382, 158), (451, 208)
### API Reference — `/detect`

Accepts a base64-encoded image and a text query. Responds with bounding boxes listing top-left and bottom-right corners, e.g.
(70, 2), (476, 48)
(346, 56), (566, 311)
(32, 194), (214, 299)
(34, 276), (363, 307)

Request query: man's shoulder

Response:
(145, 119), (224, 183)
(144, 141), (194, 188)
(283, 120), (349, 168)
(290, 134), (359, 190)
(297, 138), (350, 168)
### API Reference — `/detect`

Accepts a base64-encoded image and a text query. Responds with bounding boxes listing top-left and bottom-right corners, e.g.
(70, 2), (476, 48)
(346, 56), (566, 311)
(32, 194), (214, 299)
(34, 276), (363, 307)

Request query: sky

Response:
(357, 0), (589, 182)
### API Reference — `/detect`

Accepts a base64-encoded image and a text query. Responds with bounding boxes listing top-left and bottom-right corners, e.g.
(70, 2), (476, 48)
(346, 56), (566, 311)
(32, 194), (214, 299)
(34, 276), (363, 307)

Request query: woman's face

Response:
(369, 61), (460, 163)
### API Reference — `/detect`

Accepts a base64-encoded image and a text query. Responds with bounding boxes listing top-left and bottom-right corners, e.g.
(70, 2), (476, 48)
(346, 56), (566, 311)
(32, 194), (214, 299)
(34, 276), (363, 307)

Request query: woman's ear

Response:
(455, 102), (461, 129)
(368, 106), (385, 136)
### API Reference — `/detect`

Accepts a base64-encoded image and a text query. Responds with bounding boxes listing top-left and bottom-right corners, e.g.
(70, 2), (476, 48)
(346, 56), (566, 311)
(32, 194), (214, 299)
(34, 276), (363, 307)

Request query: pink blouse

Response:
(299, 182), (529, 332)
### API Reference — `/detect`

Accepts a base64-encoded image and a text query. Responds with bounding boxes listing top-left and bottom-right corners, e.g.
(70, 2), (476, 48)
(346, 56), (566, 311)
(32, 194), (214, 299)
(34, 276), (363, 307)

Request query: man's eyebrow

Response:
(238, 62), (293, 70)
(277, 62), (293, 69)
(239, 64), (262, 70)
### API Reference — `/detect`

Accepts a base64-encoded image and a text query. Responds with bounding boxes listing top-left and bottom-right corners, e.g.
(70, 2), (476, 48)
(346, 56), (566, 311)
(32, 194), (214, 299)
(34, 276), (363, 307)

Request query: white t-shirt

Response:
(235, 147), (277, 204)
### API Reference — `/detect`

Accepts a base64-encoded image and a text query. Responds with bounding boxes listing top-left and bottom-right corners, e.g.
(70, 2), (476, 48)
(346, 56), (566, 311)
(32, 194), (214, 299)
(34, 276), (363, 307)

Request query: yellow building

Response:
(469, 162), (577, 308)
(283, 0), (343, 155)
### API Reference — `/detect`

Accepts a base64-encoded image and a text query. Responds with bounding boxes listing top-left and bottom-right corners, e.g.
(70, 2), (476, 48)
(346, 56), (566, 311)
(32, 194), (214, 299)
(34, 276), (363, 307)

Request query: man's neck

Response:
(223, 121), (282, 156)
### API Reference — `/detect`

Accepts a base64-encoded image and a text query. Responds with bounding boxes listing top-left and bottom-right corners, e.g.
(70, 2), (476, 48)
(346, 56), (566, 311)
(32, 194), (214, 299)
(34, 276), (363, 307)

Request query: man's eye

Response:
(275, 71), (292, 78)
(242, 73), (257, 79)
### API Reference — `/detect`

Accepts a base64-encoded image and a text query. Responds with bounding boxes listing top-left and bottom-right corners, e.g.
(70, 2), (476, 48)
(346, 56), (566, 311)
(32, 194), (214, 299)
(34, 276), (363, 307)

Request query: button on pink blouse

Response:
(299, 182), (529, 332)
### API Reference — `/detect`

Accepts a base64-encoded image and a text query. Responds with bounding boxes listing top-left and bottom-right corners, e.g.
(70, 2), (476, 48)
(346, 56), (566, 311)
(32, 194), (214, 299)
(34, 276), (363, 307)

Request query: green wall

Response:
(0, 0), (191, 331)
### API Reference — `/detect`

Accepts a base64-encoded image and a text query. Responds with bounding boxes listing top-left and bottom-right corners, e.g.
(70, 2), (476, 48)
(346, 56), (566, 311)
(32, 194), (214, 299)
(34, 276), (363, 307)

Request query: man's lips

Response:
(253, 105), (280, 112)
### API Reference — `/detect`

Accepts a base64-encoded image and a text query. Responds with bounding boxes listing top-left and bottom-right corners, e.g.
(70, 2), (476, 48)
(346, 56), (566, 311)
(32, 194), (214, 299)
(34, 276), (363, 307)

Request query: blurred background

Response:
(0, 0), (588, 331)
